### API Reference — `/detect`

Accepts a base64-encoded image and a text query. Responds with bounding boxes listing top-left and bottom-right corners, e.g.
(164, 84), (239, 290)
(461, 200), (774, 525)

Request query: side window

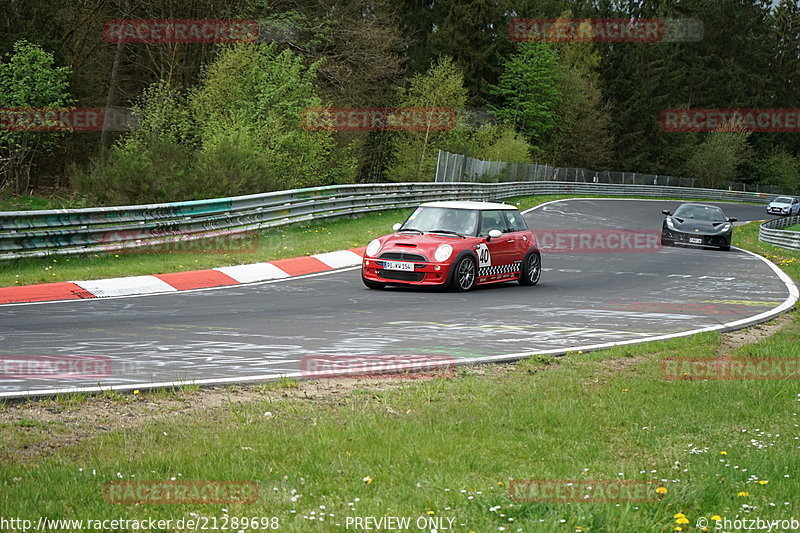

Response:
(503, 211), (528, 232)
(479, 210), (508, 236)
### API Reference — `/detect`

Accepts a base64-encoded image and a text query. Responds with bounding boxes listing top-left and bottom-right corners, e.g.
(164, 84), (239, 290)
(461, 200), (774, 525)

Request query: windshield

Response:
(673, 204), (727, 222)
(400, 207), (479, 236)
(773, 197), (792, 204)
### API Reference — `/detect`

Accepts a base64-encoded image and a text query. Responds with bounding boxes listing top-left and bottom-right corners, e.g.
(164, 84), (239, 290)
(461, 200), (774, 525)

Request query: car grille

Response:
(378, 270), (425, 282)
(379, 252), (428, 262)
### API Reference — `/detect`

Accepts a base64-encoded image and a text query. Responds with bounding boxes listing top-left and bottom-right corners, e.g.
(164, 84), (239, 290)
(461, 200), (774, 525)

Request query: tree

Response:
(756, 148), (800, 192)
(683, 129), (752, 189)
(545, 41), (613, 168)
(490, 42), (562, 149)
(387, 56), (469, 181)
(0, 40), (72, 195)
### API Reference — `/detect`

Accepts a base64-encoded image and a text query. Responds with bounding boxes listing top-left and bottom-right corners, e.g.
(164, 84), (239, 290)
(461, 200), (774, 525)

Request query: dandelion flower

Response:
(758, 480), (769, 485)
(362, 476), (372, 484)
(673, 513), (685, 519)
(676, 517), (689, 525)
(737, 491), (749, 497)
(656, 486), (668, 495)
(720, 451), (728, 456)
(711, 515), (722, 521)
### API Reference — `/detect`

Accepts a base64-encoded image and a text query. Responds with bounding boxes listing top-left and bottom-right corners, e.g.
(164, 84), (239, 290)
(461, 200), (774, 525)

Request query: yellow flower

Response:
(622, 388), (629, 392)
(497, 481), (505, 487)
(737, 491), (749, 497)
(426, 510), (435, 515)
(133, 390), (140, 396)
(673, 513), (685, 519)
(673, 527), (682, 532)
(656, 486), (668, 495)
(711, 515), (722, 522)
(758, 480), (768, 485)
(362, 476), (372, 484)
(720, 451), (727, 456)
(676, 517), (689, 525)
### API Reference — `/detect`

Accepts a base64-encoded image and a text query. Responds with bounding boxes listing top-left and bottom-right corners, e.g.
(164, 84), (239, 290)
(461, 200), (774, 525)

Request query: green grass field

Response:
(1, 194), (799, 532)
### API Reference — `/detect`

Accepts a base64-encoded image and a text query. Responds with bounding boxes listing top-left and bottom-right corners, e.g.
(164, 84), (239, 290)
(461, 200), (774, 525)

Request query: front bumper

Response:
(662, 229), (731, 247)
(362, 258), (453, 286)
(767, 207), (789, 215)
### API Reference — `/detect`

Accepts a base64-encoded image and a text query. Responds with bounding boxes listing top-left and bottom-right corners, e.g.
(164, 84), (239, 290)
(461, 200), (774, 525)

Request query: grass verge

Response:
(733, 221), (800, 280)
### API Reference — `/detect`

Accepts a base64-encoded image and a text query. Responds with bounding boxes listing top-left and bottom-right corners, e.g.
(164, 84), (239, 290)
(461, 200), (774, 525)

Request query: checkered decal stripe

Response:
(479, 261), (522, 277)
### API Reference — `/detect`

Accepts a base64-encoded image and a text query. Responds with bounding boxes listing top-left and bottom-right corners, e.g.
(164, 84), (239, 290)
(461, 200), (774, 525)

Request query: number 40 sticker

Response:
(476, 243), (491, 267)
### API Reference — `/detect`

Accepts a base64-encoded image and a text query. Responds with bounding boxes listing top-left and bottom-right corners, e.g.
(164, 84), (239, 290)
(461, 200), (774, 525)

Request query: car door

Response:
(502, 210), (532, 270)
(476, 210), (515, 278)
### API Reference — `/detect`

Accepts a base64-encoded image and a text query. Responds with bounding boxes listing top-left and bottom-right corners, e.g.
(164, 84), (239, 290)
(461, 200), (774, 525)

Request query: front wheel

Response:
(450, 256), (476, 292)
(720, 245), (731, 251)
(519, 252), (541, 286)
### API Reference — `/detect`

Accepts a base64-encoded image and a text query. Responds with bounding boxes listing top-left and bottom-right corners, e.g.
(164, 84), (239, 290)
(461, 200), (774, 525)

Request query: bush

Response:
(74, 137), (193, 205)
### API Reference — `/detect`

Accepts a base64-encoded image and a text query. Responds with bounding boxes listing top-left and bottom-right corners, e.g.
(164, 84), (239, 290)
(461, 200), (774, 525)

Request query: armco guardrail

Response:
(760, 215), (800, 250)
(0, 181), (782, 260)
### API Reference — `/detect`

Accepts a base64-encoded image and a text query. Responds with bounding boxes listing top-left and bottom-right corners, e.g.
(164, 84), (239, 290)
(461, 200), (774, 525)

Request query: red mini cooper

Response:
(361, 201), (541, 291)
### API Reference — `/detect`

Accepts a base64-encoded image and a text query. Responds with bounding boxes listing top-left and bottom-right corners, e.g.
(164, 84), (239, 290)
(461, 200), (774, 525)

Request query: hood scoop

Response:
(674, 217), (685, 223)
(395, 243), (417, 247)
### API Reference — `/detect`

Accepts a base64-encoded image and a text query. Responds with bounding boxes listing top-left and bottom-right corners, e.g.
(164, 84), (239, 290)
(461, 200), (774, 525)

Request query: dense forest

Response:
(1, 0), (799, 204)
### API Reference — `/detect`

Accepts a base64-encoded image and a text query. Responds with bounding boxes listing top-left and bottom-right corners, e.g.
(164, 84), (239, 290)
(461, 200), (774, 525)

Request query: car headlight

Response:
(434, 244), (453, 262)
(720, 223), (731, 232)
(366, 239), (382, 257)
(665, 217), (675, 229)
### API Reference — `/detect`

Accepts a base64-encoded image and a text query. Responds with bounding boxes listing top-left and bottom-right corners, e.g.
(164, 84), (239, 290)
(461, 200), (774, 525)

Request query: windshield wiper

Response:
(398, 227), (423, 234)
(427, 229), (465, 238)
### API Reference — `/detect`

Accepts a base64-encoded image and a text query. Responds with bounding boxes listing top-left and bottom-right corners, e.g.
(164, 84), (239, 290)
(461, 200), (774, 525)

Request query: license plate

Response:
(689, 237), (702, 244)
(383, 261), (415, 271)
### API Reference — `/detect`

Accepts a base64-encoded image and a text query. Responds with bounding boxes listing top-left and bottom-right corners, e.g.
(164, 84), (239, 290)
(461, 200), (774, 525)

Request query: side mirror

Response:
(392, 223), (402, 231)
(728, 217), (737, 222)
(487, 229), (503, 240)
(661, 210), (671, 215)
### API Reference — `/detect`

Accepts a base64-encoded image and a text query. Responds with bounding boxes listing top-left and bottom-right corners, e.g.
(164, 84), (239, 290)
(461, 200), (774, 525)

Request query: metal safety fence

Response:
(760, 215), (800, 251)
(0, 180), (786, 260)
(435, 150), (796, 195)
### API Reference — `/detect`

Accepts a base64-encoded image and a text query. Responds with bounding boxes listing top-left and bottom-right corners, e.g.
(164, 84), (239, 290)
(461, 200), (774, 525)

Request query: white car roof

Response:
(419, 200), (518, 211)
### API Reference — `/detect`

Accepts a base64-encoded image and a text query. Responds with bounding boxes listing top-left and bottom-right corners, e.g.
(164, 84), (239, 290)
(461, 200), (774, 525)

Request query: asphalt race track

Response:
(1, 199), (796, 398)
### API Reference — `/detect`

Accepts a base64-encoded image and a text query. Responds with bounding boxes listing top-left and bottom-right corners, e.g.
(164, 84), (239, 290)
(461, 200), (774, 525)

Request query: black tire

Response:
(661, 237), (673, 247)
(362, 275), (386, 289)
(720, 245), (731, 251)
(450, 255), (476, 292)
(519, 252), (541, 286)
